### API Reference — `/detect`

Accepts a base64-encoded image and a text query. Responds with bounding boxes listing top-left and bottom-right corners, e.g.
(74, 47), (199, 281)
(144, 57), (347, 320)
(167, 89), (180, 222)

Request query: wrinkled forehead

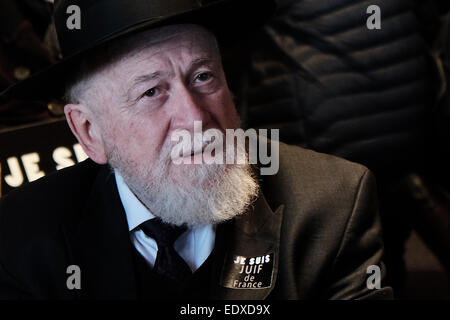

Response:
(77, 24), (222, 107)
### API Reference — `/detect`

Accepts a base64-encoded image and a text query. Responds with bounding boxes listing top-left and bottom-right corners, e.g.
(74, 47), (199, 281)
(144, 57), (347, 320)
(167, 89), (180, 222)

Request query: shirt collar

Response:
(114, 170), (155, 232)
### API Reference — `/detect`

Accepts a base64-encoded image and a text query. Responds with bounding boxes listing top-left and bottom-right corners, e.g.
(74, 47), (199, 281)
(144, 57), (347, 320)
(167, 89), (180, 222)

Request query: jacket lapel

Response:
(62, 165), (137, 299)
(212, 191), (284, 300)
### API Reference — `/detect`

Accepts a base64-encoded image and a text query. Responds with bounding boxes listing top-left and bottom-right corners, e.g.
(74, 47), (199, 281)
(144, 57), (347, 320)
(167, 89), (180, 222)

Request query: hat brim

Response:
(0, 0), (276, 103)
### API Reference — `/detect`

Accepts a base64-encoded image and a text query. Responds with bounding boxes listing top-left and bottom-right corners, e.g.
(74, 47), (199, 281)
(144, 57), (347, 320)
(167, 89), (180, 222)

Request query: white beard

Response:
(108, 140), (260, 228)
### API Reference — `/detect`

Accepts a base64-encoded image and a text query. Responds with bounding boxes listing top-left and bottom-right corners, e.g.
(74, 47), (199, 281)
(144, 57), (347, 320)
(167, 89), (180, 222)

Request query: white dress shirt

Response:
(114, 171), (215, 272)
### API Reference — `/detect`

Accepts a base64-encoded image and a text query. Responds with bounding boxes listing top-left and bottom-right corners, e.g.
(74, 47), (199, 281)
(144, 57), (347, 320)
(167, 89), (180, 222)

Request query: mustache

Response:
(167, 128), (227, 160)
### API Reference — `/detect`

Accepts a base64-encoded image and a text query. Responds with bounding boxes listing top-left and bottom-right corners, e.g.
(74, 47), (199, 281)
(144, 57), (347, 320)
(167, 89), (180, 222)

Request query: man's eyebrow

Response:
(124, 71), (162, 102)
(131, 71), (162, 88)
(188, 57), (216, 72)
(130, 56), (214, 89)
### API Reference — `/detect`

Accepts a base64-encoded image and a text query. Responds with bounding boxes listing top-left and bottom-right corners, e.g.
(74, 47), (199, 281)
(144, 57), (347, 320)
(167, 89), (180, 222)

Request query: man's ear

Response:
(64, 104), (108, 164)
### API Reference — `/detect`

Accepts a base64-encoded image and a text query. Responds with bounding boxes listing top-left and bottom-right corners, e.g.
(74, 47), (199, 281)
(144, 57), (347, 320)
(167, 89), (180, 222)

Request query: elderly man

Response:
(0, 0), (392, 299)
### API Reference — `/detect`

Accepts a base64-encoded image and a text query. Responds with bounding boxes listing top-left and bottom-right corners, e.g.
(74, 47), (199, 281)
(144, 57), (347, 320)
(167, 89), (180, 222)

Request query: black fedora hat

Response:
(0, 0), (276, 103)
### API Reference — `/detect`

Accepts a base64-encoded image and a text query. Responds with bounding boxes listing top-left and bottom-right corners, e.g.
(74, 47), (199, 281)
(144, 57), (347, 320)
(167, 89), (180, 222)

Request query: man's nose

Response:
(170, 83), (213, 130)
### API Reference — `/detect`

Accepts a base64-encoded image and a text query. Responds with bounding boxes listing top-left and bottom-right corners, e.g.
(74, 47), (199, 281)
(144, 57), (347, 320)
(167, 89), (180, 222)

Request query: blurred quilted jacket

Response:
(243, 0), (448, 175)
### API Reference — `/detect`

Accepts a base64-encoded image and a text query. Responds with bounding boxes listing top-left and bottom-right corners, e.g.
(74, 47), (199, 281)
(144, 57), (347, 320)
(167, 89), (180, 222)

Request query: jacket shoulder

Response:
(279, 142), (368, 179)
(262, 142), (375, 220)
(267, 142), (371, 196)
(0, 159), (102, 228)
(0, 160), (103, 298)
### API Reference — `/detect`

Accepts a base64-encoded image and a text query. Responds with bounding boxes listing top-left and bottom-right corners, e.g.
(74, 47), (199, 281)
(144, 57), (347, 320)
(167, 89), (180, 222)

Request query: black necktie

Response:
(139, 218), (192, 282)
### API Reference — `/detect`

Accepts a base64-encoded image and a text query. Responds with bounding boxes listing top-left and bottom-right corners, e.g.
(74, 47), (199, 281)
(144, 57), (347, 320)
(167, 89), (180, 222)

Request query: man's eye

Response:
(144, 87), (158, 97)
(195, 72), (212, 82)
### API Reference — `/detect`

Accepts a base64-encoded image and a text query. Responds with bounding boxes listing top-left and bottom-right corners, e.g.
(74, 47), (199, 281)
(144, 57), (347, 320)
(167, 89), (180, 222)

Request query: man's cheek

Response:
(209, 96), (239, 129)
(223, 105), (241, 129)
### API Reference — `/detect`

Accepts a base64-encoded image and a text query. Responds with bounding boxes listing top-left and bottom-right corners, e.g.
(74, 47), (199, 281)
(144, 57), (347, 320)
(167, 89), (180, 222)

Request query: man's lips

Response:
(190, 145), (205, 157)
(180, 141), (210, 158)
